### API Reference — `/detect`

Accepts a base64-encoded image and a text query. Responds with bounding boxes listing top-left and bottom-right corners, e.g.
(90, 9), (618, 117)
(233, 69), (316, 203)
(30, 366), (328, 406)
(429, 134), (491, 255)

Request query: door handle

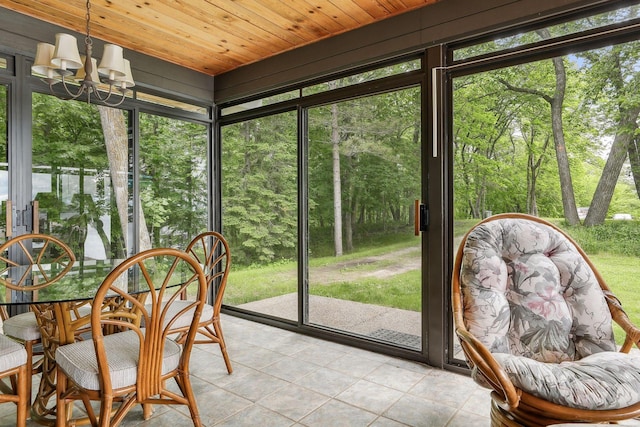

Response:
(414, 200), (429, 235)
(5, 200), (11, 238)
(32, 200), (39, 234)
(414, 200), (420, 236)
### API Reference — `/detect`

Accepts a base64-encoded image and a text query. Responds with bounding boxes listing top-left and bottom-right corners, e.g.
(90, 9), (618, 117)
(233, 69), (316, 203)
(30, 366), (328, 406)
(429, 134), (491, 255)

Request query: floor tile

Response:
(326, 352), (385, 378)
(409, 369), (480, 409)
(214, 405), (295, 427)
(257, 383), (329, 421)
(383, 394), (457, 427)
(336, 379), (404, 414)
(299, 399), (377, 427)
(364, 364), (426, 392)
(262, 355), (321, 382)
(294, 366), (359, 397)
(220, 368), (289, 402)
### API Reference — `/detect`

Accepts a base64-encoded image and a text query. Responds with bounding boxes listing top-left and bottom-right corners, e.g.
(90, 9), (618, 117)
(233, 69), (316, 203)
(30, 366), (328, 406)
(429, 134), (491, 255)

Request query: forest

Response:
(0, 5), (639, 271)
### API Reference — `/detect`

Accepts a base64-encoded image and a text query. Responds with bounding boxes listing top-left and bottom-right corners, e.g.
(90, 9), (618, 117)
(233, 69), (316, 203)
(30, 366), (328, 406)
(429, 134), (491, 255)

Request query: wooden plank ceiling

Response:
(0, 0), (439, 76)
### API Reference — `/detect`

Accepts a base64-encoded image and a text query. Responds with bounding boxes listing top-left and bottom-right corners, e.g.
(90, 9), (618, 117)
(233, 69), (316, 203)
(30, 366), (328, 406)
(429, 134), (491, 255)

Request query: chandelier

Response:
(31, 0), (134, 107)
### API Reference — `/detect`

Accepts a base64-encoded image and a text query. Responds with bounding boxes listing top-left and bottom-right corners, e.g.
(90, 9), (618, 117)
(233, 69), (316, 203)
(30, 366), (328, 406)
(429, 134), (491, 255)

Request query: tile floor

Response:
(0, 313), (494, 426)
(4, 314), (640, 426)
(5, 314), (640, 426)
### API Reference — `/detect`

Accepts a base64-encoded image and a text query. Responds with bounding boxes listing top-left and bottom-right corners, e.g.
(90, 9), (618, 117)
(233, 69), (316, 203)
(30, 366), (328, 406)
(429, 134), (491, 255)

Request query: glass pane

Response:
(0, 85), (7, 240)
(138, 113), (208, 251)
(32, 93), (130, 260)
(221, 111), (298, 321)
(454, 4), (640, 61)
(221, 90), (299, 116)
(452, 37), (640, 361)
(307, 87), (422, 350)
(302, 59), (421, 96)
(137, 92), (208, 115)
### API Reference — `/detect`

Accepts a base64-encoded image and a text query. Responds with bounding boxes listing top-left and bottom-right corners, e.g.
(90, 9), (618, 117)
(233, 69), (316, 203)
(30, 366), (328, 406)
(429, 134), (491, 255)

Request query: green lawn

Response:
(225, 221), (640, 346)
(590, 253), (640, 343)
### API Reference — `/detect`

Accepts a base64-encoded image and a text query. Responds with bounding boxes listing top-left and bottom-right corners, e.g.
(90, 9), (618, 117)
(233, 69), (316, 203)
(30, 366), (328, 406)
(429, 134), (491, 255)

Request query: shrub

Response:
(563, 221), (640, 257)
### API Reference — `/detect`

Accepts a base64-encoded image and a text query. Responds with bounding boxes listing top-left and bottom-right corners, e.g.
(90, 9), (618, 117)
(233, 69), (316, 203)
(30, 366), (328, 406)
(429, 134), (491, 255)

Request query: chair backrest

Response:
(185, 231), (230, 313)
(0, 233), (75, 291)
(453, 213), (616, 364)
(90, 247), (207, 399)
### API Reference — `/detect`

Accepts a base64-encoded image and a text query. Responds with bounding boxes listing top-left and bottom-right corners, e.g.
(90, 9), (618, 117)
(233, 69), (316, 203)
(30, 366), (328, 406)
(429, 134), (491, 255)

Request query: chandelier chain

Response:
(85, 0), (92, 47)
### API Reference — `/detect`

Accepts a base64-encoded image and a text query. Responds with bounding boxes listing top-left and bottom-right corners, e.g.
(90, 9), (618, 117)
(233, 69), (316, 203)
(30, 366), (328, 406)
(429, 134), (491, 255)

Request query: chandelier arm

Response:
(54, 76), (87, 101)
(92, 83), (115, 101)
(91, 87), (127, 107)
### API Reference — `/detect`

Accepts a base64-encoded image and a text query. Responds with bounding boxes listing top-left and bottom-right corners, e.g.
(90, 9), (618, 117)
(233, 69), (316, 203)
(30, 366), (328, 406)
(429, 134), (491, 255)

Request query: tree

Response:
(136, 114), (207, 249)
(330, 97), (343, 256)
(222, 112), (298, 265)
(580, 42), (640, 225)
(453, 73), (518, 218)
(97, 106), (150, 254)
(498, 30), (580, 224)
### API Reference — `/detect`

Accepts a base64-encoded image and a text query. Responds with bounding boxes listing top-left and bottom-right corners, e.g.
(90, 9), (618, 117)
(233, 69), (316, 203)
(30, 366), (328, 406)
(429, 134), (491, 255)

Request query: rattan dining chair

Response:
(0, 233), (75, 412)
(0, 334), (29, 427)
(55, 247), (207, 427)
(160, 231), (233, 373)
(452, 213), (640, 426)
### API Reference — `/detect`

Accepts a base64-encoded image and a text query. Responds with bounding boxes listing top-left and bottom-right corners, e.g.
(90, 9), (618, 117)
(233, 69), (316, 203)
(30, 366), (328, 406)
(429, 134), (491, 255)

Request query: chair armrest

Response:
(455, 327), (521, 409)
(605, 290), (640, 353)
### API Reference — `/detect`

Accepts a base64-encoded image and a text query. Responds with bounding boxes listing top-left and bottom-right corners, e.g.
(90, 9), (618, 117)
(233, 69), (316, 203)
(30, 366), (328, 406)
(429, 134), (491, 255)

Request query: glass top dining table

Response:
(0, 258), (143, 426)
(0, 259), (128, 309)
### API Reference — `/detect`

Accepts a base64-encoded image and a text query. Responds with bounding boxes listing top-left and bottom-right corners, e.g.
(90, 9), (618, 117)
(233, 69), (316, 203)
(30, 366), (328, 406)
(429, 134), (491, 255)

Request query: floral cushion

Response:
(494, 351), (640, 409)
(458, 217), (640, 409)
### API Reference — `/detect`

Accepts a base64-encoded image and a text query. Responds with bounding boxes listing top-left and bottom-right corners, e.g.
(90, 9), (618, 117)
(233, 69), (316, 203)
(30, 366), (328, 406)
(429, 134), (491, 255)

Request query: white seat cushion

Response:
(3, 311), (41, 342)
(0, 334), (27, 372)
(144, 301), (212, 330)
(495, 351), (640, 410)
(55, 330), (181, 391)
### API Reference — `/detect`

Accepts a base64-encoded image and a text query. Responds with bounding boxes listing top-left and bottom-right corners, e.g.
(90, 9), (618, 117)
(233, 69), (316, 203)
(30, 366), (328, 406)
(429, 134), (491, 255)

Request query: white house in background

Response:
(613, 213), (633, 220)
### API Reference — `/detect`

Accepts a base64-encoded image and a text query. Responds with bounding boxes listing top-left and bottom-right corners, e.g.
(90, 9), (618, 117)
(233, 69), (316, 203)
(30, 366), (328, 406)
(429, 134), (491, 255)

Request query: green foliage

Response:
(139, 113), (208, 249)
(222, 112), (298, 266)
(453, 26), (640, 223)
(224, 261), (297, 305)
(306, 86), (420, 256)
(28, 93), (208, 256)
(31, 94), (121, 258)
(563, 220), (640, 256)
(32, 93), (106, 169)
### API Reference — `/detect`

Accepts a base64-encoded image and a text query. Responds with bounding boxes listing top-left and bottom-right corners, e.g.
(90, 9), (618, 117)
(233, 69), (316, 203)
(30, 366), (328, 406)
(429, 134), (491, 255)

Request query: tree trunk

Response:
(584, 106), (640, 225)
(548, 56), (580, 225)
(97, 106), (152, 254)
(331, 102), (343, 257)
(628, 134), (640, 198)
(527, 151), (538, 216)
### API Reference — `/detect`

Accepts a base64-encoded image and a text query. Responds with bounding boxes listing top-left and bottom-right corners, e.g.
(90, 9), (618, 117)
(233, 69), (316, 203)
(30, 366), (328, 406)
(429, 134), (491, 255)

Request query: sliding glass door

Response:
(306, 87), (422, 349)
(449, 4), (640, 365)
(221, 111), (299, 320)
(220, 74), (425, 353)
(0, 84), (7, 241)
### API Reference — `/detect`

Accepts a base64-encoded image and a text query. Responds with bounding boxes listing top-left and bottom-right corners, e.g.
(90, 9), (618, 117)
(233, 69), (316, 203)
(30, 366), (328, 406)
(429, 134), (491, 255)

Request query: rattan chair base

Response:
(490, 397), (625, 427)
